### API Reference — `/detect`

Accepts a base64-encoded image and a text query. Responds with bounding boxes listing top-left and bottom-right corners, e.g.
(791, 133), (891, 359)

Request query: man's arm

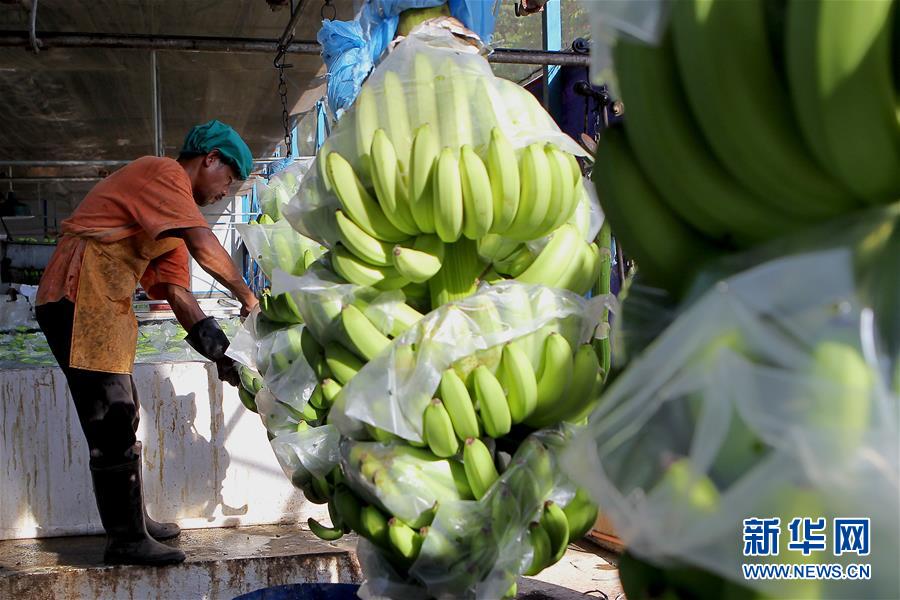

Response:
(158, 282), (241, 387)
(165, 227), (258, 316)
(158, 283), (206, 331)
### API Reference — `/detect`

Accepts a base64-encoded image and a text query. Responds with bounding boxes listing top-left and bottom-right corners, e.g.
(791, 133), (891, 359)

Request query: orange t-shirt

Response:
(36, 156), (210, 305)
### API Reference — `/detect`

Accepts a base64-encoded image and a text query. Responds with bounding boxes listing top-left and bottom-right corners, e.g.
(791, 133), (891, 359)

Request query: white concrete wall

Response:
(0, 360), (321, 541)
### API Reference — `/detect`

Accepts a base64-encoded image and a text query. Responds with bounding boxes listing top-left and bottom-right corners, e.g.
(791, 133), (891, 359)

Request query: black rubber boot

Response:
(129, 441), (181, 541)
(144, 510), (181, 541)
(90, 457), (186, 566)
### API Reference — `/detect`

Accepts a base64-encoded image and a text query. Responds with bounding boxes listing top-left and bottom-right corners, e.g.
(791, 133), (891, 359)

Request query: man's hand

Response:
(216, 356), (241, 387)
(240, 295), (259, 320)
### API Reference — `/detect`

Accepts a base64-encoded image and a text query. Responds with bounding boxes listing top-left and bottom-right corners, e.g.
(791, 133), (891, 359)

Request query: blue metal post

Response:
(542, 0), (563, 120)
(315, 100), (328, 151)
(290, 123), (300, 158)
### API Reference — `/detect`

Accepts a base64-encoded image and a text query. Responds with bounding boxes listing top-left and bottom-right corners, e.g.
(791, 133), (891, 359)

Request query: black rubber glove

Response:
(185, 317), (239, 387)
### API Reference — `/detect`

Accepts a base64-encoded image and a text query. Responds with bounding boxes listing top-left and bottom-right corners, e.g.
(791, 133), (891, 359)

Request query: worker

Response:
(34, 120), (259, 567)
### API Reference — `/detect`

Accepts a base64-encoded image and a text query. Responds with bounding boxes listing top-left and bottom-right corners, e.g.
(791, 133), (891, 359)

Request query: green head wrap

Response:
(180, 119), (253, 180)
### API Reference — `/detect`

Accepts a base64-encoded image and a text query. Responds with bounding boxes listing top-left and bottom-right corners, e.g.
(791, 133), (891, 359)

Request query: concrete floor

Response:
(0, 525), (623, 599)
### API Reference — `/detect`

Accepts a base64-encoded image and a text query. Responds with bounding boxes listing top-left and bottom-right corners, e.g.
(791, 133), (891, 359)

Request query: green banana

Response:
(786, 0), (900, 202)
(332, 244), (409, 290)
(380, 70), (412, 168)
(541, 500), (571, 566)
(428, 238), (483, 307)
(308, 517), (343, 541)
(529, 332), (574, 422)
(324, 342), (364, 385)
(433, 146), (465, 243)
(493, 245), (535, 278)
(497, 340), (538, 423)
(538, 145), (576, 237)
(335, 209), (399, 267)
(592, 126), (724, 297)
(238, 387), (258, 413)
(505, 143), (552, 240)
(359, 504), (390, 547)
(384, 301), (425, 338)
(341, 304), (391, 361)
(671, 0), (857, 218)
(328, 497), (349, 534)
(332, 484), (364, 533)
(436, 59), (472, 149)
(524, 521), (552, 576)
(471, 365), (512, 438)
(353, 85), (378, 179)
(392, 237), (444, 283)
(477, 233), (520, 263)
(423, 398), (460, 458)
(613, 35), (800, 247)
(530, 342), (600, 427)
(326, 152), (408, 242)
(239, 366), (263, 394)
(515, 224), (581, 287)
(409, 124), (439, 233)
(365, 423), (400, 443)
(305, 475), (332, 504)
(459, 144), (494, 239)
(439, 368), (480, 441)
(462, 437), (499, 500)
(570, 242), (602, 297)
(485, 128), (520, 234)
(308, 384), (327, 410)
(410, 53), (439, 131)
(371, 128), (419, 236)
(271, 227), (301, 275)
(550, 153), (583, 231)
(388, 517), (424, 562)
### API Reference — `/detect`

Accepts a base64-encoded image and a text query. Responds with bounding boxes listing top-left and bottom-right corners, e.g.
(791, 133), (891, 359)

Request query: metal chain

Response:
(274, 43), (293, 153)
(321, 0), (336, 21)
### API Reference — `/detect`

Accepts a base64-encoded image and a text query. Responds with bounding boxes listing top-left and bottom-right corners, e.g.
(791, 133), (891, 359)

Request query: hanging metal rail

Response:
(0, 31), (590, 67)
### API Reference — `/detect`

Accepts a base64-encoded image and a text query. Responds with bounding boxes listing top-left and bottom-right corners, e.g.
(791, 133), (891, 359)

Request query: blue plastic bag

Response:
(319, 0), (497, 117)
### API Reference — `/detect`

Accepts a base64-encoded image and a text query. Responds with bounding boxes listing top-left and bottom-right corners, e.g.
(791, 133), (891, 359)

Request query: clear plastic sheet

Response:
(271, 424), (342, 481)
(589, 0), (670, 92)
(283, 27), (586, 248)
(235, 219), (326, 280)
(226, 313), (318, 425)
(340, 439), (471, 525)
(565, 204), (900, 598)
(331, 281), (608, 443)
(270, 263), (409, 343)
(357, 428), (580, 600)
(258, 158), (313, 221)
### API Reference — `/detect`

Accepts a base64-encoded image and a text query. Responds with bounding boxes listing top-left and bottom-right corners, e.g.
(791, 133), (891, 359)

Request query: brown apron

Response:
(69, 233), (183, 374)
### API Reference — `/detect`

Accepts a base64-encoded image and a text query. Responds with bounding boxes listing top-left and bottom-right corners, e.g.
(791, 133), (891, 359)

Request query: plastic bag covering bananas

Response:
(229, 25), (610, 598)
(283, 26), (587, 261)
(337, 281), (605, 443)
(564, 203), (900, 599)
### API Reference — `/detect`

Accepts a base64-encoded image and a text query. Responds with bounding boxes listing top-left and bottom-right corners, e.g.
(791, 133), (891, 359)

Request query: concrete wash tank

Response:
(0, 360), (362, 598)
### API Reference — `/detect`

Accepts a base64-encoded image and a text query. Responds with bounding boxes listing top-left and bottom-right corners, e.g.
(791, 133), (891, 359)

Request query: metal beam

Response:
(0, 31), (590, 66)
(0, 160), (128, 167)
(0, 176), (102, 183)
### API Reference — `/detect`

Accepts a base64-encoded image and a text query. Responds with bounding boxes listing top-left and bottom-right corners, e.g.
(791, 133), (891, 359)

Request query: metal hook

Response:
(320, 0), (336, 21)
(28, 0), (40, 54)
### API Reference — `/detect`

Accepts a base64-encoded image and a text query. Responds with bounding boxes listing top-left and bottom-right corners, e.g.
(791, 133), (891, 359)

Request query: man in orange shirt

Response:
(35, 120), (259, 566)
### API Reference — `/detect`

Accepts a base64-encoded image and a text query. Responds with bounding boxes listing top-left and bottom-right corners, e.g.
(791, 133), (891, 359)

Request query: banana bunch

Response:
(303, 435), (599, 591)
(237, 365), (263, 413)
(234, 32), (615, 595)
(595, 0), (900, 297)
(413, 331), (604, 458)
